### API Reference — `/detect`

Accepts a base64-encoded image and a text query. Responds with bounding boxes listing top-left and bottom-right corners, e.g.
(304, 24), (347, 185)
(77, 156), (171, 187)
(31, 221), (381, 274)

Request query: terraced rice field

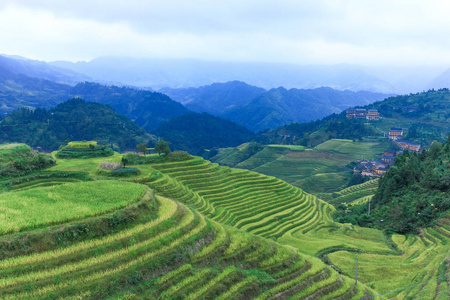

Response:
(328, 216), (450, 298)
(144, 157), (335, 241)
(143, 156), (450, 299)
(0, 183), (371, 299)
(5, 149), (448, 299)
(0, 181), (146, 235)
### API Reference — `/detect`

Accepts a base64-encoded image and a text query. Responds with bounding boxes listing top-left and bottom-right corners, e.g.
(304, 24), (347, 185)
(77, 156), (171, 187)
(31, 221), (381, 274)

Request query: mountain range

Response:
(162, 81), (391, 132)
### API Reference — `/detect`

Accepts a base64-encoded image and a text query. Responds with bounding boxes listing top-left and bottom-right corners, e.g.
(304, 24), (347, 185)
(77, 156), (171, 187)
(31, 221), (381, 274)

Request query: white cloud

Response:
(0, 1), (450, 66)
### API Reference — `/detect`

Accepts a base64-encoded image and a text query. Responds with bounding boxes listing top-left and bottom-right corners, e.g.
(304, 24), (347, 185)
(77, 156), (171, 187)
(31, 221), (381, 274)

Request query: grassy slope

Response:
(215, 139), (388, 194)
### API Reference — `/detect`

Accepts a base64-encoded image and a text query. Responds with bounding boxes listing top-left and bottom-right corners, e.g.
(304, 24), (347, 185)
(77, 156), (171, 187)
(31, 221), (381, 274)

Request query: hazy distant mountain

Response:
(0, 55), (91, 85)
(428, 68), (450, 90)
(223, 87), (390, 132)
(50, 56), (395, 93)
(160, 81), (266, 115)
(0, 65), (189, 129)
(0, 65), (71, 113)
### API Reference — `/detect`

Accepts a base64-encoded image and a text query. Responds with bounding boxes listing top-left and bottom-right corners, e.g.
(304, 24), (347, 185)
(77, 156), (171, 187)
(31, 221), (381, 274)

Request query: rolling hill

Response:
(0, 54), (90, 85)
(210, 139), (389, 194)
(50, 56), (396, 93)
(0, 98), (154, 151)
(0, 60), (190, 129)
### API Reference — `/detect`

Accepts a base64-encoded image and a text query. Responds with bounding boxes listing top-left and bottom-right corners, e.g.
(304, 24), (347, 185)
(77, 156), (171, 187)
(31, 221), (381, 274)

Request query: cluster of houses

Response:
(346, 109), (380, 120)
(353, 150), (400, 177)
(353, 132), (422, 177)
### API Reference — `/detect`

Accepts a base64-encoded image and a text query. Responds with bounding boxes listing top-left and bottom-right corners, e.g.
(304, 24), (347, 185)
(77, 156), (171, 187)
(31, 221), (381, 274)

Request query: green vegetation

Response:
(0, 98), (154, 151)
(341, 137), (450, 234)
(2, 140), (449, 299)
(262, 89), (450, 150)
(267, 144), (306, 151)
(154, 138), (171, 156)
(0, 164), (369, 299)
(221, 87), (388, 132)
(211, 139), (388, 194)
(136, 142), (148, 155)
(67, 141), (97, 148)
(156, 112), (255, 155)
(0, 181), (146, 235)
(0, 143), (55, 177)
(56, 142), (114, 159)
(136, 154), (449, 298)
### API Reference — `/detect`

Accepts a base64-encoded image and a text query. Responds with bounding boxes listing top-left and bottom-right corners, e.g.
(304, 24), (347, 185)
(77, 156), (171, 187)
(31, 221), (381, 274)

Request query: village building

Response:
(355, 109), (367, 119)
(366, 109), (380, 121)
(346, 109), (356, 119)
(346, 108), (380, 120)
(381, 155), (396, 164)
(394, 140), (422, 152)
(354, 151), (399, 177)
(388, 128), (403, 140)
(383, 150), (397, 157)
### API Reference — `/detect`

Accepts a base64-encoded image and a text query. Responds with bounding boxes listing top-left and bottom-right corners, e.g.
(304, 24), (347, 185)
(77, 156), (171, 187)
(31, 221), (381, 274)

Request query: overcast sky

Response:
(1, 0), (450, 66)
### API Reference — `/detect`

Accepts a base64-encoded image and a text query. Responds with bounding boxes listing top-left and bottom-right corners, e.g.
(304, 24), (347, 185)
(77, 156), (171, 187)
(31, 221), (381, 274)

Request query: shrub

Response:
(166, 151), (192, 161)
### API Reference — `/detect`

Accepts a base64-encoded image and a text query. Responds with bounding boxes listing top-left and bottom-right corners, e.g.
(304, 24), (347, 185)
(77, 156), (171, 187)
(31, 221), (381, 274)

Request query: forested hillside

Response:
(0, 98), (154, 150)
(262, 89), (450, 147)
(156, 112), (255, 155)
(223, 87), (389, 132)
(71, 82), (190, 130)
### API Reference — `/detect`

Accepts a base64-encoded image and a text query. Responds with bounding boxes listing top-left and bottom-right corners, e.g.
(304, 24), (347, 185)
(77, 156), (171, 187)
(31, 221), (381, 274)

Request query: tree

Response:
(121, 157), (128, 167)
(155, 139), (171, 156)
(136, 143), (148, 156)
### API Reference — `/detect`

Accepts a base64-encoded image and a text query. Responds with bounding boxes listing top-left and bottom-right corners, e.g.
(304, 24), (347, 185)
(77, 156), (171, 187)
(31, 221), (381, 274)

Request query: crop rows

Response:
(325, 218), (450, 299)
(2, 190), (370, 299)
(334, 179), (379, 196)
(146, 157), (335, 242)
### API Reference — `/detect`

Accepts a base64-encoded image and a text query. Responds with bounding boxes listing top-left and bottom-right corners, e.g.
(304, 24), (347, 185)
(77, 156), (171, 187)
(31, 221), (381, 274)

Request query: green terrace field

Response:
(135, 155), (450, 299)
(0, 181), (146, 235)
(212, 139), (389, 194)
(0, 163), (373, 299)
(2, 146), (449, 299)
